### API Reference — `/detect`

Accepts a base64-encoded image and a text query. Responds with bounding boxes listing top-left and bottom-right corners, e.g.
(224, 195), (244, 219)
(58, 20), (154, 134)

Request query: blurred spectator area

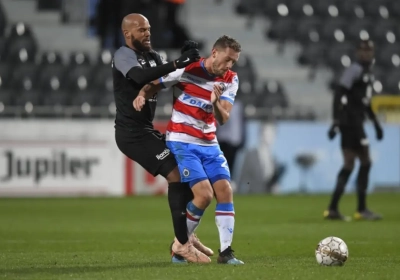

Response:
(0, 0), (312, 120)
(235, 0), (400, 96)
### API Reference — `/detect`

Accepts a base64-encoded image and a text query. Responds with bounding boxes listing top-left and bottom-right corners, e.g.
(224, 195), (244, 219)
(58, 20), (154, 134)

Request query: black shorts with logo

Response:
(115, 128), (177, 177)
(339, 125), (369, 151)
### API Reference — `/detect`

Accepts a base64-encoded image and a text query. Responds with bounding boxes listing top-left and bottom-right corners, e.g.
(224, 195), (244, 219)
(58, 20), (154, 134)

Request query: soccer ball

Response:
(315, 236), (349, 266)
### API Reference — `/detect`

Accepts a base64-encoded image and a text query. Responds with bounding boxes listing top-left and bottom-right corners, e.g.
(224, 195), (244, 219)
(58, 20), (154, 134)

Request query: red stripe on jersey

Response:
(167, 122), (215, 141)
(174, 100), (215, 124)
(176, 82), (211, 100)
(215, 212), (235, 216)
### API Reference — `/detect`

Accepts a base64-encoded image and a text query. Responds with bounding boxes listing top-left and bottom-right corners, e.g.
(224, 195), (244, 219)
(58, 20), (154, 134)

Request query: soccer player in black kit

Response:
(324, 39), (383, 221)
(112, 13), (212, 263)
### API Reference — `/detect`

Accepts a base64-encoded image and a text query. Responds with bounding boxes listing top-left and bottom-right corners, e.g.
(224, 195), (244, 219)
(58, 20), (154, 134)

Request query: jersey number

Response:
(219, 155), (229, 170)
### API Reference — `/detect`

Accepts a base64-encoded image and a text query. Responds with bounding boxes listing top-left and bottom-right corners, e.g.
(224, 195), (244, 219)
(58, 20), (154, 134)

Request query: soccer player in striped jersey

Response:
(134, 35), (244, 265)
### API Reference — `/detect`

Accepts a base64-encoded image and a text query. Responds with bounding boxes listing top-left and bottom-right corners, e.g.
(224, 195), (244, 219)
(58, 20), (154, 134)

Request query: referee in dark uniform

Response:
(324, 39), (383, 221)
(112, 13), (206, 258)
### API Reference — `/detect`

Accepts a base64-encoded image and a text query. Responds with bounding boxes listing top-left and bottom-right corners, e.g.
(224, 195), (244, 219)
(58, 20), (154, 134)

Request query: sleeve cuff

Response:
(220, 96), (234, 104)
(159, 78), (166, 88)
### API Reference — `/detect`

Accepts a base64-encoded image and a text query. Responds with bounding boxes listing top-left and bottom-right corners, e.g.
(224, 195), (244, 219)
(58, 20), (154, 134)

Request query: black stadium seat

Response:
(6, 36), (37, 63)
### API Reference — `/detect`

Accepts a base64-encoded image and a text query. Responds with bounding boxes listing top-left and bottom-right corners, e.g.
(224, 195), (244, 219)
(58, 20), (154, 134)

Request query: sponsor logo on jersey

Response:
(156, 148), (170, 160)
(182, 93), (213, 111)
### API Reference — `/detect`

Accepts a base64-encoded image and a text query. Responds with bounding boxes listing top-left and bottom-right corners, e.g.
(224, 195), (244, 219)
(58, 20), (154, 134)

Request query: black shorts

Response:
(339, 125), (369, 151)
(115, 129), (177, 177)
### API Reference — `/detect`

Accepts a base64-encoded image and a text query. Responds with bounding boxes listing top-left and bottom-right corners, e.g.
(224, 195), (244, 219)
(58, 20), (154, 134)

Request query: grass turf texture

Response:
(0, 194), (399, 280)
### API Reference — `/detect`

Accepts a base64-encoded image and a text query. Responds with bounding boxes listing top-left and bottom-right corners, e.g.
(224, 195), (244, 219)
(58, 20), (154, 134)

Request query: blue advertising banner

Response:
(237, 121), (400, 194)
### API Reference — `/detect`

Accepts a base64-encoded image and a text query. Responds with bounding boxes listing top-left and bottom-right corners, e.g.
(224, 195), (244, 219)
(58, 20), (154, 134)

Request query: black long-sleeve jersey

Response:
(333, 61), (378, 126)
(112, 46), (175, 135)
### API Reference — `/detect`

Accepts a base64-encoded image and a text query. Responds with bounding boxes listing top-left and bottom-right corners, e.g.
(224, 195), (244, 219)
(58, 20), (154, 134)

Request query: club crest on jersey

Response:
(149, 60), (157, 67)
(182, 168), (190, 177)
(219, 82), (227, 91)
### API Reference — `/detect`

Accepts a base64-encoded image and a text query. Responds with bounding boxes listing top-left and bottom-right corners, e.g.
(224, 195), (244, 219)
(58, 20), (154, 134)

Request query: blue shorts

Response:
(166, 141), (231, 187)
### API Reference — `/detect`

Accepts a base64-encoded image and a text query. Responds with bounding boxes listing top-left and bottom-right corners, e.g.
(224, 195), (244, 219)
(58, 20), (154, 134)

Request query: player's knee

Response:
(165, 167), (181, 183)
(343, 160), (355, 171)
(360, 157), (371, 166)
(191, 181), (213, 209)
(199, 189), (214, 207)
(213, 180), (233, 203)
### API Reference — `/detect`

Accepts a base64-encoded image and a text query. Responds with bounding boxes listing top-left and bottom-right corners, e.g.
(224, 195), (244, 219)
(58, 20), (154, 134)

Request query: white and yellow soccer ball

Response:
(315, 236), (349, 266)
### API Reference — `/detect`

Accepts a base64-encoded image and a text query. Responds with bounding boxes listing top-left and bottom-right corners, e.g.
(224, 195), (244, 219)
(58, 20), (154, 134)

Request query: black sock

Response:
(329, 168), (352, 211)
(168, 182), (193, 245)
(356, 164), (371, 212)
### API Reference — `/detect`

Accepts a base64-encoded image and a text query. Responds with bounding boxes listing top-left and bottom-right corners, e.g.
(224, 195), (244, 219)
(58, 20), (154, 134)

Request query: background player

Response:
(324, 39), (384, 221)
(134, 35), (244, 265)
(112, 13), (212, 263)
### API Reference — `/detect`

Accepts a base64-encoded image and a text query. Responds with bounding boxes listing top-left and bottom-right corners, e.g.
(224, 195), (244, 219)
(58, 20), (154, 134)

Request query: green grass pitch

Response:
(0, 193), (399, 280)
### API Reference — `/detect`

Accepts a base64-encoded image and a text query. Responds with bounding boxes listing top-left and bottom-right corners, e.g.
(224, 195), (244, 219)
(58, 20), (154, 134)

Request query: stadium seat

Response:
(376, 44), (400, 69)
(232, 65), (256, 91)
(267, 17), (295, 41)
(259, 80), (288, 109)
(325, 43), (354, 72)
(41, 88), (70, 107)
(65, 64), (94, 91)
(0, 90), (14, 108)
(96, 91), (115, 107)
(9, 63), (38, 91)
(383, 70), (400, 94)
(313, 0), (341, 18)
(0, 1), (6, 37)
(320, 18), (347, 43)
(40, 51), (63, 65)
(389, 1), (400, 18)
(6, 36), (38, 63)
(0, 62), (14, 107)
(0, 62), (10, 88)
(338, 0), (365, 20)
(363, 0), (391, 20)
(8, 22), (35, 39)
(295, 17), (321, 45)
(285, 0), (316, 19)
(297, 42), (326, 66)
(14, 88), (42, 107)
(91, 65), (113, 92)
(98, 49), (113, 65)
(371, 20), (398, 46)
(69, 51), (91, 66)
(38, 64), (66, 92)
(69, 90), (98, 107)
(263, 0), (290, 20)
(235, 0), (264, 16)
(346, 19), (373, 42)
(0, 37), (6, 61)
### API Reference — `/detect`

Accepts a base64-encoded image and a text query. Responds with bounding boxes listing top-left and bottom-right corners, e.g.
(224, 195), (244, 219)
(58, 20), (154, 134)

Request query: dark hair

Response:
(213, 35), (242, 52)
(356, 39), (374, 50)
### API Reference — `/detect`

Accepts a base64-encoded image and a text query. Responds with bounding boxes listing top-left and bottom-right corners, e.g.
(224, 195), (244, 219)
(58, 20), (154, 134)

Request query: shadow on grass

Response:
(1, 261), (173, 276)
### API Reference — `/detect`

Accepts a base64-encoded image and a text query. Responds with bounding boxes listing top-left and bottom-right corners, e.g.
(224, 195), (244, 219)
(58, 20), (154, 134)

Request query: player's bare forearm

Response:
(138, 81), (163, 100)
(213, 100), (230, 125)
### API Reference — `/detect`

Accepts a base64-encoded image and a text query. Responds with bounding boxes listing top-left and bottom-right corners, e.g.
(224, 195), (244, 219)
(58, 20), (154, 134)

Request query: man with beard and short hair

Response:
(112, 13), (212, 263)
